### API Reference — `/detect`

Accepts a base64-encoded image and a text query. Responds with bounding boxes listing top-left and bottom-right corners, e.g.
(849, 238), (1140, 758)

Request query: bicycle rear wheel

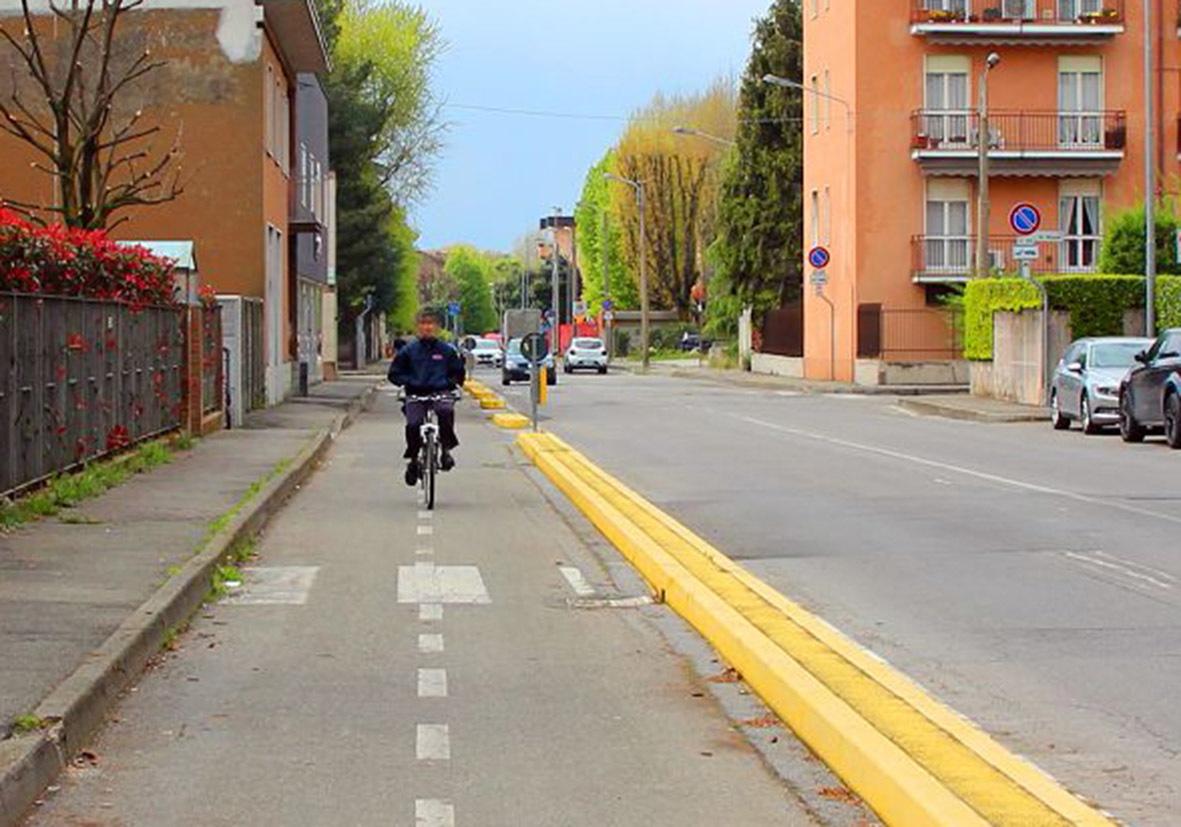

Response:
(421, 431), (437, 510)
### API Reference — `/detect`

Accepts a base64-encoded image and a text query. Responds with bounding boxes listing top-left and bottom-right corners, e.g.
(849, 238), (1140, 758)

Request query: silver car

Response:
(1051, 337), (1152, 434)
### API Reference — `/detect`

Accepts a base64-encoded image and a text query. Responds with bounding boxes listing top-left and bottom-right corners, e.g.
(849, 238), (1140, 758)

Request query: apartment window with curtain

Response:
(923, 0), (969, 13)
(1059, 0), (1102, 21)
(923, 56), (969, 148)
(1058, 56), (1102, 147)
(1059, 182), (1101, 272)
(925, 179), (971, 274)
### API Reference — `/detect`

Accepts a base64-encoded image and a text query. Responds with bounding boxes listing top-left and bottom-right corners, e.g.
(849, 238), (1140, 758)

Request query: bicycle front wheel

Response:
(422, 431), (437, 510)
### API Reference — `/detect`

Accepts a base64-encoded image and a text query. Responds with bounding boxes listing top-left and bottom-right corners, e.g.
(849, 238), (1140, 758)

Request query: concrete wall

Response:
(971, 309), (1072, 405)
(751, 353), (804, 379)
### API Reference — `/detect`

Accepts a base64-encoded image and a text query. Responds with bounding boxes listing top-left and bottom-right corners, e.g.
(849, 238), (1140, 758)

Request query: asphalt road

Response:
(499, 365), (1181, 826)
(26, 391), (831, 827)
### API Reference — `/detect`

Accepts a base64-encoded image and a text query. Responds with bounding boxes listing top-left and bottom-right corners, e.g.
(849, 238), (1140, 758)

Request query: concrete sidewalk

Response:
(0, 377), (378, 742)
(618, 360), (969, 396)
(896, 394), (1048, 423)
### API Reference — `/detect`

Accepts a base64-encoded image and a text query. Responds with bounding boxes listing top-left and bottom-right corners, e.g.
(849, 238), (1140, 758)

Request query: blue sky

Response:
(413, 0), (771, 253)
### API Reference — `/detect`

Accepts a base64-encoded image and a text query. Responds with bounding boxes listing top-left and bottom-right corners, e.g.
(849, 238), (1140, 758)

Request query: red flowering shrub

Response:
(0, 208), (178, 307)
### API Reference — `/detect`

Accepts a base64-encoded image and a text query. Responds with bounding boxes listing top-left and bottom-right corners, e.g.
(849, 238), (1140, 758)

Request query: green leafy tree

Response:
(445, 245), (498, 334)
(575, 151), (637, 311)
(1098, 200), (1181, 276)
(712, 0), (804, 321)
(387, 207), (420, 331)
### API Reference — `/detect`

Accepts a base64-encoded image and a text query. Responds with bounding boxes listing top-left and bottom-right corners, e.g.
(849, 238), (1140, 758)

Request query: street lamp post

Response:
(976, 53), (1001, 279)
(1145, 4), (1157, 336)
(604, 173), (649, 372)
(550, 206), (562, 356)
(672, 125), (737, 148)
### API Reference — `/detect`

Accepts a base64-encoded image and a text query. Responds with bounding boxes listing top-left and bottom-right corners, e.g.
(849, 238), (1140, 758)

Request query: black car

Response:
(1119, 328), (1181, 448)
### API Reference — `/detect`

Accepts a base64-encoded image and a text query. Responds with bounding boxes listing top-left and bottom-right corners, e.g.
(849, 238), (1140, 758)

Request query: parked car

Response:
(502, 337), (557, 386)
(1119, 328), (1181, 448)
(564, 337), (608, 374)
(678, 331), (712, 352)
(1050, 337), (1151, 434)
(465, 337), (503, 368)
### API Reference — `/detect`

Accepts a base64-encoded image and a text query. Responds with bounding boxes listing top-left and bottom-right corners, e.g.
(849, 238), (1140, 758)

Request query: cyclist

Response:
(388, 309), (466, 486)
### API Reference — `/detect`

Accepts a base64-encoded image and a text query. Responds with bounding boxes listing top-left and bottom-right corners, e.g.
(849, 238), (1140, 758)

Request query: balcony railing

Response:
(911, 110), (1126, 154)
(912, 234), (1101, 282)
(911, 0), (1124, 27)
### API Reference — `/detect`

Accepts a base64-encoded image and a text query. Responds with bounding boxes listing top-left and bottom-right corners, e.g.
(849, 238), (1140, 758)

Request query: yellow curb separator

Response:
(518, 431), (1114, 827)
(479, 397), (506, 410)
(491, 412), (529, 430)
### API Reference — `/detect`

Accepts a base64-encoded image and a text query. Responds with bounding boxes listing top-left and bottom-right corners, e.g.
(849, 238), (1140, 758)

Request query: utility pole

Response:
(976, 53), (1001, 279)
(601, 207), (611, 360)
(1145, 1), (1157, 336)
(551, 207), (561, 356)
(571, 203), (580, 327)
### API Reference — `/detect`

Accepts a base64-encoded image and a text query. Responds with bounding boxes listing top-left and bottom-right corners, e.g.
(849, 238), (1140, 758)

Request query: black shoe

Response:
(404, 460), (420, 486)
(440, 451), (455, 472)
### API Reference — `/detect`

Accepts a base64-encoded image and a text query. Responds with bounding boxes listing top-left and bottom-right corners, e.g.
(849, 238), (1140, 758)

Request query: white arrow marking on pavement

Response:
(398, 565), (491, 604)
(418, 633), (444, 653)
(416, 724), (450, 760)
(416, 799), (455, 827)
(418, 668), (448, 698)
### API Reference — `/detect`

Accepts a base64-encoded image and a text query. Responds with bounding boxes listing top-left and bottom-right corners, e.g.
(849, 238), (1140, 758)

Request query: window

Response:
(1059, 182), (1100, 272)
(1059, 0), (1101, 21)
(923, 0), (968, 14)
(925, 180), (970, 273)
(823, 186), (831, 245)
(924, 57), (970, 148)
(264, 64), (275, 158)
(810, 190), (820, 246)
(1058, 56), (1102, 147)
(299, 144), (309, 208)
(809, 75), (820, 133)
(822, 69), (831, 130)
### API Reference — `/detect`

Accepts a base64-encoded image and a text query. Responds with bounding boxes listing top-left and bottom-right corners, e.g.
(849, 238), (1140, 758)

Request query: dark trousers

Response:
(404, 398), (458, 460)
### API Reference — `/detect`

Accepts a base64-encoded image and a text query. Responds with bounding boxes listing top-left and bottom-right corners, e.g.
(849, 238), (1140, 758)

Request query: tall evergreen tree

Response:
(712, 0), (803, 319)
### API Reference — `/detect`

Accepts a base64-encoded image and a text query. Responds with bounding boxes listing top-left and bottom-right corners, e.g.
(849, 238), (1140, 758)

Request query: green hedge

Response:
(964, 274), (1181, 360)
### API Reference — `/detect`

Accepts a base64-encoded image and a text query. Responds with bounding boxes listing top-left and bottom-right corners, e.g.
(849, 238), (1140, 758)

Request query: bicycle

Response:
(402, 391), (460, 510)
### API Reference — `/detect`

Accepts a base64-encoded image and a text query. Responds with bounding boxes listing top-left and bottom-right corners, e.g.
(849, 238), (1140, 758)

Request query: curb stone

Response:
(0, 383), (378, 826)
(897, 397), (1047, 423)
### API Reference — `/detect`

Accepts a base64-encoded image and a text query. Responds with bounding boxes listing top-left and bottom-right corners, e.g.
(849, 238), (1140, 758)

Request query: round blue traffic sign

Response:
(808, 246), (831, 270)
(1009, 203), (1041, 236)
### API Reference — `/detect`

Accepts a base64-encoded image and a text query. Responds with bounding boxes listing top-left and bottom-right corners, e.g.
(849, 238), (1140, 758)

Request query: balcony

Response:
(911, 0), (1125, 43)
(910, 110), (1125, 176)
(911, 235), (1100, 283)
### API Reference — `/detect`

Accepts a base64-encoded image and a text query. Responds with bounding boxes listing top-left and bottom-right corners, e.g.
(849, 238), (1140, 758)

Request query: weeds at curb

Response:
(10, 714), (48, 736)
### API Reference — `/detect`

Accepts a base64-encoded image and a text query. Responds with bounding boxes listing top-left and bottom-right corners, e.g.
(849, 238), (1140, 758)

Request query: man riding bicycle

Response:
(388, 309), (466, 486)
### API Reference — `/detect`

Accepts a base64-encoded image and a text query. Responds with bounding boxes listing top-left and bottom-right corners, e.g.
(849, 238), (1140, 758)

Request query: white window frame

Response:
(924, 180), (972, 274)
(1059, 181), (1101, 273)
(1058, 56), (1103, 148)
(923, 56), (971, 149)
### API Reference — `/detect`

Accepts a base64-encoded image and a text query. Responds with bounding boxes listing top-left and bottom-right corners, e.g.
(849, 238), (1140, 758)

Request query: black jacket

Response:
(388, 337), (466, 395)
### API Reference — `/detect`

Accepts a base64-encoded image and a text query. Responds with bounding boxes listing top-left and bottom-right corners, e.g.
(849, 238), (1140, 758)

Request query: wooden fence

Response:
(0, 292), (189, 496)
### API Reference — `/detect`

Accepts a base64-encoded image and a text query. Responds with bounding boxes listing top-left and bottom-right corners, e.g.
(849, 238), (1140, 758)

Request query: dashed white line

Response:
(418, 633), (445, 653)
(415, 799), (454, 827)
(416, 547), (434, 557)
(418, 668), (448, 698)
(417, 525), (434, 536)
(419, 604), (443, 621)
(559, 566), (597, 598)
(416, 724), (451, 760)
(418, 510), (433, 520)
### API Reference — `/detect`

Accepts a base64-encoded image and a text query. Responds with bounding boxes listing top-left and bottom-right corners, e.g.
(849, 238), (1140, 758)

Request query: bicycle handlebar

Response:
(400, 390), (462, 402)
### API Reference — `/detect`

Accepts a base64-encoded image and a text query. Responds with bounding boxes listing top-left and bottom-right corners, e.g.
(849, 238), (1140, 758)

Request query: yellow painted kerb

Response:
(517, 431), (1115, 827)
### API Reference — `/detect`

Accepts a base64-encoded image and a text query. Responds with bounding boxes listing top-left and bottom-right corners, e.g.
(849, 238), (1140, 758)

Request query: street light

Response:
(604, 172), (650, 372)
(976, 52), (1001, 280)
(671, 126), (737, 147)
(762, 74), (851, 131)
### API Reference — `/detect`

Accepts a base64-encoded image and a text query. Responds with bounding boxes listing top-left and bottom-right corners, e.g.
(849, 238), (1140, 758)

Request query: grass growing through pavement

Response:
(10, 714), (48, 735)
(0, 439), (185, 531)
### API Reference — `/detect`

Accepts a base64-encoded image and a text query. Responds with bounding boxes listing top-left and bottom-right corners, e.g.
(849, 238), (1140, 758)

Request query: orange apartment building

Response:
(799, 0), (1177, 384)
(0, 0), (329, 405)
